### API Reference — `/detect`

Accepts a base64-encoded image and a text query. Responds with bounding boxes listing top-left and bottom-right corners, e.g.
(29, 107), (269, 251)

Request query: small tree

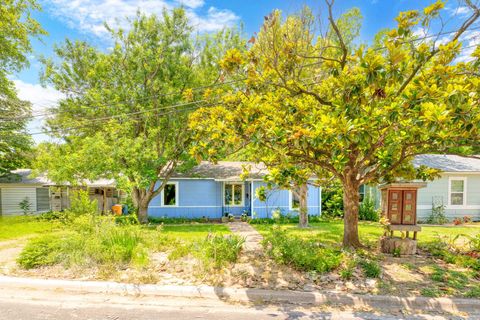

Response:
(19, 197), (32, 215)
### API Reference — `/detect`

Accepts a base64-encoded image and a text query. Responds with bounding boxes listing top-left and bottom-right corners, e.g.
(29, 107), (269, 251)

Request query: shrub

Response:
(115, 214), (139, 225)
(19, 197), (32, 215)
(463, 216), (472, 223)
(424, 203), (448, 225)
(321, 183), (343, 219)
(262, 228), (342, 273)
(37, 211), (69, 223)
(359, 198), (379, 222)
(359, 259), (381, 278)
(148, 216), (209, 224)
(17, 234), (65, 269)
(199, 234), (245, 269)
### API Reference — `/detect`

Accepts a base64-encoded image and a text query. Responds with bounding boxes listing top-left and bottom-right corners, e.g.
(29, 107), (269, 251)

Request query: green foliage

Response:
(35, 8), (244, 222)
(424, 203), (448, 225)
(198, 234), (245, 269)
(18, 197), (32, 215)
(249, 214), (325, 225)
(359, 198), (379, 222)
(148, 216), (210, 224)
(421, 287), (442, 297)
(18, 216), (148, 269)
(262, 227), (342, 273)
(190, 1), (480, 247)
(115, 214), (139, 225)
(359, 259), (381, 278)
(17, 234), (65, 269)
(0, 0), (46, 174)
(321, 183), (344, 219)
(37, 211), (69, 222)
(67, 189), (98, 217)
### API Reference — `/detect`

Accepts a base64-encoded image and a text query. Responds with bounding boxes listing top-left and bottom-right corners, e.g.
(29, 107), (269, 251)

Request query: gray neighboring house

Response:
(365, 154), (480, 221)
(0, 169), (119, 215)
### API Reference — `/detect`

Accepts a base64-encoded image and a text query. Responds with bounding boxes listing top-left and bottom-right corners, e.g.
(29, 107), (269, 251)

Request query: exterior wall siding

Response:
(147, 179), (322, 219)
(368, 173), (480, 221)
(148, 179), (223, 218)
(0, 186), (37, 215)
(251, 181), (321, 219)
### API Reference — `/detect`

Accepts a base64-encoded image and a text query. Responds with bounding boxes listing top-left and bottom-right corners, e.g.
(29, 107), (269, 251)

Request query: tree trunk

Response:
(137, 203), (149, 223)
(131, 187), (152, 224)
(342, 178), (362, 248)
(297, 184), (309, 228)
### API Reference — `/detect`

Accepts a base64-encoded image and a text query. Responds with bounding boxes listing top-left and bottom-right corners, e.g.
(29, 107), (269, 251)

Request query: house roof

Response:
(171, 161), (269, 180)
(0, 169), (116, 187)
(413, 154), (480, 172)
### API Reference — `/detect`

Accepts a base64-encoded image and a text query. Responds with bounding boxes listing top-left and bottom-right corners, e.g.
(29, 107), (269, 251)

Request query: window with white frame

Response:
(224, 183), (244, 206)
(359, 185), (365, 202)
(162, 182), (178, 206)
(449, 178), (466, 206)
(289, 191), (300, 210)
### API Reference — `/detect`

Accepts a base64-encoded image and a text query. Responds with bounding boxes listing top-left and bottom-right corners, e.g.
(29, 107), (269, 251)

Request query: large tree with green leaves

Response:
(35, 8), (244, 222)
(189, 0), (480, 247)
(0, 0), (45, 175)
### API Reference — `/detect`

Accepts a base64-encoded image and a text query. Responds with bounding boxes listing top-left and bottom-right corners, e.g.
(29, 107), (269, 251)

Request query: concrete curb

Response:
(0, 275), (479, 314)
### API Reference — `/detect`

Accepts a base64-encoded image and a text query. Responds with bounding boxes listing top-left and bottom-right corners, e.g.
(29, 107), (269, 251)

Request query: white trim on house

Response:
(417, 204), (480, 210)
(150, 205), (220, 208)
(288, 190), (300, 211)
(448, 176), (467, 208)
(160, 181), (179, 207)
(254, 205), (322, 209)
(223, 182), (245, 207)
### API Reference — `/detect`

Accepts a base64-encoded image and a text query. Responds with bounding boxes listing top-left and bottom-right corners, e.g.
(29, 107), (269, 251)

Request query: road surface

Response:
(0, 287), (466, 320)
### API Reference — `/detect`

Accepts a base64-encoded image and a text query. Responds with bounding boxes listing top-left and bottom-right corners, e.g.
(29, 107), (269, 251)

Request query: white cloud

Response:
(43, 0), (239, 37)
(13, 80), (65, 143)
(445, 5), (472, 17)
(13, 79), (64, 113)
(456, 29), (480, 63)
(175, 0), (204, 9)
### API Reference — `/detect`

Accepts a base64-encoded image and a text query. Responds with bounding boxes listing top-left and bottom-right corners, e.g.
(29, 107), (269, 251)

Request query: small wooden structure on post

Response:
(379, 182), (426, 255)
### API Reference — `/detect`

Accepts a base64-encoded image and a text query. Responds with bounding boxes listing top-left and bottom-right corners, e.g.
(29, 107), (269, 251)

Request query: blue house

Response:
(148, 162), (322, 219)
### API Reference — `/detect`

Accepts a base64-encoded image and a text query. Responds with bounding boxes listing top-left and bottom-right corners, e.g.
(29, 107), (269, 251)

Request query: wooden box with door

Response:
(380, 183), (426, 225)
(379, 182), (426, 255)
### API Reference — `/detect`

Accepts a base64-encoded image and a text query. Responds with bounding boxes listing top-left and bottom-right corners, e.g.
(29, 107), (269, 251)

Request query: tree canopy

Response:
(189, 0), (480, 247)
(35, 8), (244, 222)
(0, 0), (45, 175)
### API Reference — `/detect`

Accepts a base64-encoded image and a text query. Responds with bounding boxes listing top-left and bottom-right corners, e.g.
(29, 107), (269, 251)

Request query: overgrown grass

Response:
(17, 215), (235, 272)
(0, 215), (57, 241)
(262, 227), (342, 274)
(253, 221), (480, 247)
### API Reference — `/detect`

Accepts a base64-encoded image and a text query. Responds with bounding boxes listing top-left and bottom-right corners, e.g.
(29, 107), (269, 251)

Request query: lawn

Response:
(158, 224), (231, 241)
(252, 220), (480, 247)
(0, 216), (59, 241)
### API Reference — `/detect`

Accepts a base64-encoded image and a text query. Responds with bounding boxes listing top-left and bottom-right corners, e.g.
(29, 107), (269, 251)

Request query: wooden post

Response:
(406, 231), (410, 239)
(103, 187), (107, 213)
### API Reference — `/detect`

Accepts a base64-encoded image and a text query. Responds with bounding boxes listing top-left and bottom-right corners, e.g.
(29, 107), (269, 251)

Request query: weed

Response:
(17, 234), (66, 269)
(198, 234), (245, 269)
(262, 227), (342, 273)
(359, 259), (381, 278)
(421, 287), (442, 297)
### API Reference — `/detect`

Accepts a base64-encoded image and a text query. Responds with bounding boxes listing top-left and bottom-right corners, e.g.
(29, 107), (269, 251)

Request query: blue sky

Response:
(13, 0), (479, 142)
